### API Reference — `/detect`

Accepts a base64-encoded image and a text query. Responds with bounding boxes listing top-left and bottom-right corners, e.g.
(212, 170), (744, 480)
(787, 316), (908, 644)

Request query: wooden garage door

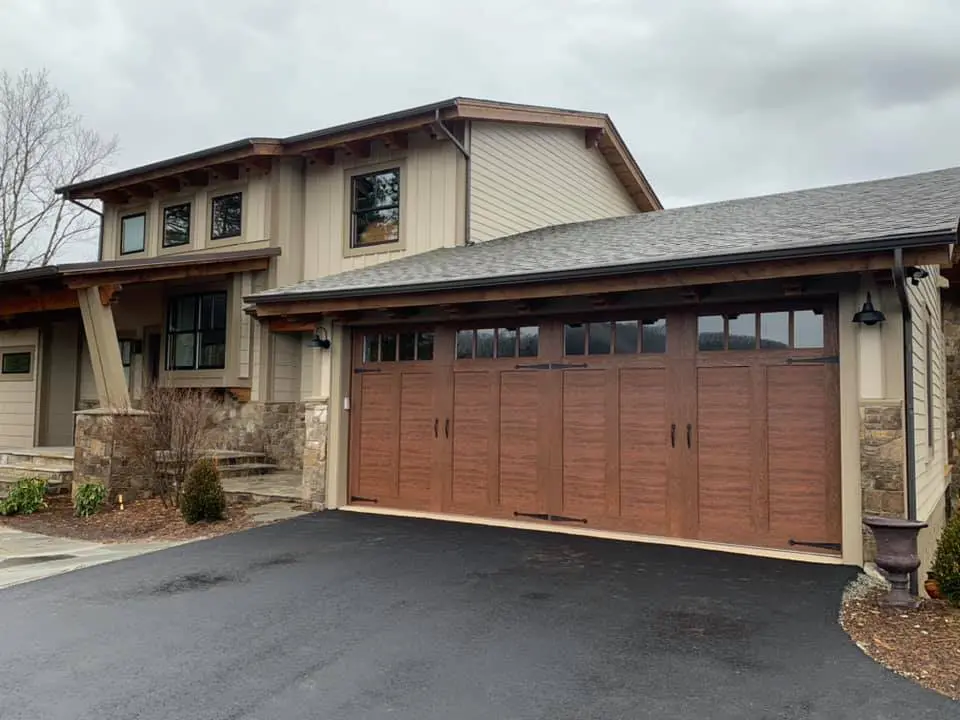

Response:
(348, 304), (841, 555)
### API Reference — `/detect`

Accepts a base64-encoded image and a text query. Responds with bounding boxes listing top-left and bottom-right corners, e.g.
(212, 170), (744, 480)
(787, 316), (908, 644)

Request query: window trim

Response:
(209, 191), (243, 241)
(926, 317), (935, 449)
(161, 201), (193, 249)
(165, 291), (228, 371)
(343, 160), (407, 258)
(119, 211), (147, 255)
(0, 347), (34, 381)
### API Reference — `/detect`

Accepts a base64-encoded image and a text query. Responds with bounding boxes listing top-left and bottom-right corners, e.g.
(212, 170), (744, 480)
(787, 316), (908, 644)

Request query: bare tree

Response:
(0, 68), (117, 271)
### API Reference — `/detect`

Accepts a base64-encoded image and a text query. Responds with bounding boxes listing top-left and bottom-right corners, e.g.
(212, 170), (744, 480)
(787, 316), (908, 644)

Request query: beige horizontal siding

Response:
(908, 266), (948, 522)
(469, 122), (638, 243)
(271, 334), (301, 403)
(0, 329), (38, 447)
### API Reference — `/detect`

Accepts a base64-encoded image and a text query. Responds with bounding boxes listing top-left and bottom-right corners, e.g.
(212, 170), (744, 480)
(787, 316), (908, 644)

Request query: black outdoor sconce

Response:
(852, 292), (886, 326)
(309, 326), (331, 350)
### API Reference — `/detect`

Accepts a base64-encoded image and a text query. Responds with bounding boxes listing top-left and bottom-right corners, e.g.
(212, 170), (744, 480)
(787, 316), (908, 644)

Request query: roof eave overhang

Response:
(246, 230), (955, 317)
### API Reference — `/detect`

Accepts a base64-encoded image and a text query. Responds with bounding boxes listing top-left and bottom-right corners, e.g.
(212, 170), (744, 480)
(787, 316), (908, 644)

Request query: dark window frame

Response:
(350, 168), (401, 249)
(563, 318), (667, 356)
(697, 308), (824, 352)
(361, 330), (434, 363)
(210, 192), (243, 240)
(455, 326), (540, 360)
(120, 212), (146, 255)
(162, 202), (192, 248)
(165, 291), (228, 371)
(0, 351), (32, 375)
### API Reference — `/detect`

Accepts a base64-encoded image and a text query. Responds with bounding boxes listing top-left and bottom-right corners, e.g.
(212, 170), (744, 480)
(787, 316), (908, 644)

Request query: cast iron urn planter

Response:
(863, 516), (928, 607)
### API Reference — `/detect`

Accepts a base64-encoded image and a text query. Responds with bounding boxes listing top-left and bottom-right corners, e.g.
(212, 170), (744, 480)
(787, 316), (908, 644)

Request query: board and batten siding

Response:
(298, 136), (463, 285)
(909, 266), (949, 522)
(469, 122), (638, 243)
(0, 329), (40, 447)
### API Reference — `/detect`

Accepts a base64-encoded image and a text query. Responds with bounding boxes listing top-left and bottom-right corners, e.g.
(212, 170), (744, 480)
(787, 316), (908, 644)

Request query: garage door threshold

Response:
(338, 505), (849, 566)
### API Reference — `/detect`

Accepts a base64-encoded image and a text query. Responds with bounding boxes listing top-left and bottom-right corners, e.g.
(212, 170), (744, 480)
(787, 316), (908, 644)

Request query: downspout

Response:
(434, 109), (471, 245)
(892, 247), (919, 594)
(67, 198), (105, 262)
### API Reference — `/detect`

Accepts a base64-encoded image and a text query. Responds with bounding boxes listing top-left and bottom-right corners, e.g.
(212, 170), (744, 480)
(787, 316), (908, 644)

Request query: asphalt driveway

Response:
(0, 513), (952, 719)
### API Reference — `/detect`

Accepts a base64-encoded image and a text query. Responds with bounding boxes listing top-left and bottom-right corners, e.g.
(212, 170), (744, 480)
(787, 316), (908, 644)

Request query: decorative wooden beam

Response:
(126, 183), (155, 200)
(98, 189), (132, 204)
(245, 156), (273, 172)
(585, 128), (604, 149)
(343, 140), (371, 159)
(146, 178), (183, 193)
(210, 163), (241, 181)
(0, 289), (79, 318)
(304, 148), (336, 166)
(268, 317), (317, 333)
(383, 132), (409, 150)
(64, 257), (273, 290)
(98, 284), (121, 306)
(181, 170), (210, 187)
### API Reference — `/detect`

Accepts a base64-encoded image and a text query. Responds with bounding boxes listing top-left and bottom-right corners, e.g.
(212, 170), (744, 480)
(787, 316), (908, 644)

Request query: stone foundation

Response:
(73, 408), (151, 500)
(860, 402), (906, 560)
(301, 399), (329, 510)
(217, 399), (305, 470)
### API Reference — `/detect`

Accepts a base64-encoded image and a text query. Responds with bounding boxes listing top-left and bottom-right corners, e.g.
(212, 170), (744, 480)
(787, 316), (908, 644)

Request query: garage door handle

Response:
(670, 424), (676, 447)
(434, 418), (438, 438)
(686, 424), (692, 449)
(444, 418), (450, 438)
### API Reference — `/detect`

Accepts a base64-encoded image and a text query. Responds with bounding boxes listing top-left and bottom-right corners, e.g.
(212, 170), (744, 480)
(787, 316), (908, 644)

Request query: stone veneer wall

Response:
(860, 402), (906, 560)
(218, 399), (306, 470)
(73, 408), (150, 499)
(301, 399), (329, 510)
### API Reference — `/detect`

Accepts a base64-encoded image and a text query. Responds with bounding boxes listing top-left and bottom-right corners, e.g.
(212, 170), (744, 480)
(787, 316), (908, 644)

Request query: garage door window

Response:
(699, 310), (823, 351)
(455, 327), (539, 359)
(363, 331), (434, 362)
(564, 319), (666, 356)
(0, 351), (31, 376)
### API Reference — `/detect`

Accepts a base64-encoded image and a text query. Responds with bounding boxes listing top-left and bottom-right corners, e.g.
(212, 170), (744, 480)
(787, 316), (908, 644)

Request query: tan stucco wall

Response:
(0, 329), (40, 447)
(469, 121), (638, 243)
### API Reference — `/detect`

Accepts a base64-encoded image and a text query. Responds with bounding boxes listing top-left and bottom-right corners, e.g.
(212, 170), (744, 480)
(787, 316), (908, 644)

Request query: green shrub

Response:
(931, 512), (960, 607)
(74, 482), (106, 518)
(180, 459), (225, 524)
(0, 477), (47, 516)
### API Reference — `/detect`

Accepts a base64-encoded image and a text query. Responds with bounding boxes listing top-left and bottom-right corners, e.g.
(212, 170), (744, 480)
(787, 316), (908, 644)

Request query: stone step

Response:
(222, 473), (301, 504)
(0, 450), (74, 472)
(159, 462), (279, 479)
(0, 466), (71, 500)
(156, 450), (268, 467)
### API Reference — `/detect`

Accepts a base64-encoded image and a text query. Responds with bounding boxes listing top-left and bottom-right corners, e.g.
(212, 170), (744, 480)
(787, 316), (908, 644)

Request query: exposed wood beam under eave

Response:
(64, 257), (273, 290)
(250, 247), (951, 318)
(0, 289), (79, 318)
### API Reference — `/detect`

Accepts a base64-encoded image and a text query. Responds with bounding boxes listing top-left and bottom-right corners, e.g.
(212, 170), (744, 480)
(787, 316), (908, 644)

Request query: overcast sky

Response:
(4, 0), (960, 210)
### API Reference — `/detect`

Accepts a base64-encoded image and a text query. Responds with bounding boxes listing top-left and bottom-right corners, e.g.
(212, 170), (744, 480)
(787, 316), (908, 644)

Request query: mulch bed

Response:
(0, 495), (254, 543)
(841, 588), (960, 701)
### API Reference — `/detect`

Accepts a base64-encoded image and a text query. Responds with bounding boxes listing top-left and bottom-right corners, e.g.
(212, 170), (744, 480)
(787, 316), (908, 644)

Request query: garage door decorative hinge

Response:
(788, 539), (841, 551)
(514, 511), (588, 524)
(354, 367), (383, 374)
(350, 495), (379, 503)
(514, 362), (589, 371)
(785, 356), (839, 365)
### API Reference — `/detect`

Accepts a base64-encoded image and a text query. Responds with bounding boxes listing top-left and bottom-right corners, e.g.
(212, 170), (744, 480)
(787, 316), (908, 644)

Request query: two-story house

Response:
(0, 97), (955, 582)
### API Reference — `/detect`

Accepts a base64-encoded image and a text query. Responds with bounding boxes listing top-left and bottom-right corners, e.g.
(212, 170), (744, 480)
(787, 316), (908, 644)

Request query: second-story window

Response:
(120, 212), (146, 254)
(163, 203), (191, 247)
(211, 192), (242, 240)
(351, 168), (400, 248)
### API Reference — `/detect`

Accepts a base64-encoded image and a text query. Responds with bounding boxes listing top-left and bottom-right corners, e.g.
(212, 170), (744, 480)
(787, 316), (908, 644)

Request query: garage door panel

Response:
(397, 372), (435, 507)
(356, 373), (399, 500)
(562, 370), (609, 518)
(767, 365), (836, 541)
(499, 372), (543, 513)
(697, 366), (753, 542)
(619, 367), (669, 531)
(452, 371), (496, 509)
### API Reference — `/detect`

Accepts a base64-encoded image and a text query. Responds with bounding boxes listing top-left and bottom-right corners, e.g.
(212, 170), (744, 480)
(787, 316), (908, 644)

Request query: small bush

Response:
(931, 512), (960, 607)
(180, 459), (225, 524)
(74, 482), (106, 518)
(0, 477), (47, 516)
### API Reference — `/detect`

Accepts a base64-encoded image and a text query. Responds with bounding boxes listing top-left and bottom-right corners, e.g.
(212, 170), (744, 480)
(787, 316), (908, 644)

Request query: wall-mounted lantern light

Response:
(852, 292), (886, 326)
(309, 326), (331, 350)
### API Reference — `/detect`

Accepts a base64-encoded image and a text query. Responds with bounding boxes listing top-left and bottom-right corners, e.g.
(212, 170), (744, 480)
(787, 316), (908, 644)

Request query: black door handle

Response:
(686, 423), (692, 449)
(670, 423), (676, 448)
(444, 418), (450, 438)
(434, 418), (438, 438)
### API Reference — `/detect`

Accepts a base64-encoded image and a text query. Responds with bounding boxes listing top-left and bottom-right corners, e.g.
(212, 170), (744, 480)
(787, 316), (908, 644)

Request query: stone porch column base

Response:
(73, 408), (150, 500)
(302, 399), (329, 510)
(859, 401), (906, 561)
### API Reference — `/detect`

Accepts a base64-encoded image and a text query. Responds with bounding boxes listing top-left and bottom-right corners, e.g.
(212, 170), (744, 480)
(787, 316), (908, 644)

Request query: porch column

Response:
(77, 286), (130, 408)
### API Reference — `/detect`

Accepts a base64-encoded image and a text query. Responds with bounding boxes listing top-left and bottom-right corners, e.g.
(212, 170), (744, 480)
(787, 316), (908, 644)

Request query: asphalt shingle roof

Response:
(252, 166), (960, 302)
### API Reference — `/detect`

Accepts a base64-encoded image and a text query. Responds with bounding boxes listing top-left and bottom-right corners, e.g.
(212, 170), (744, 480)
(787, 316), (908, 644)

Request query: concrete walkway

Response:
(0, 527), (179, 590)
